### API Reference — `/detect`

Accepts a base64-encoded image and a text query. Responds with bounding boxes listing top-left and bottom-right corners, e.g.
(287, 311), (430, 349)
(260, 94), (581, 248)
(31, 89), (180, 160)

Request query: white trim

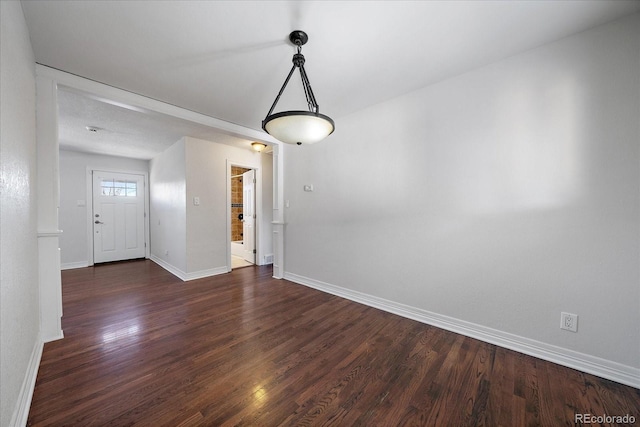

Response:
(84, 166), (95, 266)
(38, 237), (63, 342)
(61, 261), (90, 270)
(36, 71), (64, 345)
(271, 222), (284, 279)
(150, 255), (229, 282)
(226, 161), (262, 268)
(150, 254), (188, 281)
(9, 333), (43, 427)
(284, 272), (640, 389)
(271, 145), (285, 279)
(86, 168), (92, 265)
(43, 330), (65, 343)
(185, 266), (229, 281)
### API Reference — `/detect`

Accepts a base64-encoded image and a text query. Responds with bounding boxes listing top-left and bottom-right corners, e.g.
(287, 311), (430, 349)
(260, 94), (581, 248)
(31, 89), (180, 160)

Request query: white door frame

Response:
(86, 167), (150, 265)
(226, 161), (262, 270)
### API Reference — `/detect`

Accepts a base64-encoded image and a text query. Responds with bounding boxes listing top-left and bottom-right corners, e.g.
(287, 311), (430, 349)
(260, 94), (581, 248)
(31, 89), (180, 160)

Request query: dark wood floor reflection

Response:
(28, 260), (639, 426)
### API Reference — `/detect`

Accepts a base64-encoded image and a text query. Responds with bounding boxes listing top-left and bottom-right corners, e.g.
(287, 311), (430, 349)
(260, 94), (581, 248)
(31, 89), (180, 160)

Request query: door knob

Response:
(95, 220), (104, 224)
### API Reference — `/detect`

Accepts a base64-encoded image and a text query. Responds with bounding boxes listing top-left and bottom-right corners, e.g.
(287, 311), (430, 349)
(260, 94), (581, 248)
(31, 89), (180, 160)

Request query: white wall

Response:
(59, 150), (149, 268)
(185, 137), (267, 273)
(149, 137), (271, 279)
(0, 2), (41, 426)
(150, 138), (187, 273)
(283, 14), (639, 383)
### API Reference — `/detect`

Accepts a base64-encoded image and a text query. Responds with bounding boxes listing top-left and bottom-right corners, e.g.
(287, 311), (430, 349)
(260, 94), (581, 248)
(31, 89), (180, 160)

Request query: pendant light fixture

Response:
(262, 30), (334, 145)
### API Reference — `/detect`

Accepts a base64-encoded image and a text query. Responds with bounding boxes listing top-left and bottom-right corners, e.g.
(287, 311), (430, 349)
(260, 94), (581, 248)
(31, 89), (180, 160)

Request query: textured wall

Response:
(0, 1), (41, 425)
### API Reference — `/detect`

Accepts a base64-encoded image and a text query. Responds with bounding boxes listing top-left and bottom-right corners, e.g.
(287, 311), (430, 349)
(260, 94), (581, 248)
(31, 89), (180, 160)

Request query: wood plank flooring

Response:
(28, 260), (639, 426)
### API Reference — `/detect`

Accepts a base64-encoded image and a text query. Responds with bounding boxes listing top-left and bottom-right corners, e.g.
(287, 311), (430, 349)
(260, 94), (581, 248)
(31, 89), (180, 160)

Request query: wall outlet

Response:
(560, 312), (578, 332)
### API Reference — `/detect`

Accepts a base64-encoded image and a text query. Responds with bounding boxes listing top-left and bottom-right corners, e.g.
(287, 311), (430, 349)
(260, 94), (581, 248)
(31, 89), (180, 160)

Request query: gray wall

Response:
(0, 2), (41, 425)
(260, 152), (274, 263)
(59, 149), (149, 268)
(283, 14), (639, 370)
(150, 138), (188, 273)
(150, 136), (271, 277)
(185, 136), (266, 272)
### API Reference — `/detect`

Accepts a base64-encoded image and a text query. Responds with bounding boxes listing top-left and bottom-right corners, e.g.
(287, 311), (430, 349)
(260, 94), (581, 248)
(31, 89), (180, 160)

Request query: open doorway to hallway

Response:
(230, 165), (255, 269)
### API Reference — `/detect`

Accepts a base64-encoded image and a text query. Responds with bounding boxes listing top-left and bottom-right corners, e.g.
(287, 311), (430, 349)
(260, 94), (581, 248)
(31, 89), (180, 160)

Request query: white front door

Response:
(93, 171), (146, 263)
(242, 169), (256, 264)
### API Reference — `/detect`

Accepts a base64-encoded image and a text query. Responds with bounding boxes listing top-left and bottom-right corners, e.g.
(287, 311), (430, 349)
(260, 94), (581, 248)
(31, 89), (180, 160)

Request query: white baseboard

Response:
(150, 255), (229, 282)
(10, 333), (44, 427)
(284, 272), (640, 389)
(43, 330), (64, 343)
(61, 261), (89, 270)
(150, 255), (188, 280)
(185, 266), (229, 281)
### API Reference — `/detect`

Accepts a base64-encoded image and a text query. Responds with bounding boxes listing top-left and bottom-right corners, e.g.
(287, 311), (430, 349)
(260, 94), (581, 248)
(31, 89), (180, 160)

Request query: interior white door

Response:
(93, 171), (146, 263)
(242, 169), (256, 264)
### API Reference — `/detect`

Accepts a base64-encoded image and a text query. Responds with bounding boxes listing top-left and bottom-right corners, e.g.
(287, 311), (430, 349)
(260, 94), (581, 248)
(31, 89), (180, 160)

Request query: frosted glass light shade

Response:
(263, 111), (335, 145)
(251, 142), (267, 152)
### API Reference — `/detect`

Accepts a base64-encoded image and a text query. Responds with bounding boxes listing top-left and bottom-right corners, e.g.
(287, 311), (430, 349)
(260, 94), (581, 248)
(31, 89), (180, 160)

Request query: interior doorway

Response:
(230, 166), (255, 269)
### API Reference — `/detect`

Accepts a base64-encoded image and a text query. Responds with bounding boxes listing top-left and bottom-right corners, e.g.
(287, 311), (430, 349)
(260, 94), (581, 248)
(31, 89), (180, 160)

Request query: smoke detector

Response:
(85, 126), (102, 133)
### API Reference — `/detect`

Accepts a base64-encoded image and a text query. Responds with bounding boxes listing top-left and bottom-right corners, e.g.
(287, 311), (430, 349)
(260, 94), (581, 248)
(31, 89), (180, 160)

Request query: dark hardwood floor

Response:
(28, 260), (639, 426)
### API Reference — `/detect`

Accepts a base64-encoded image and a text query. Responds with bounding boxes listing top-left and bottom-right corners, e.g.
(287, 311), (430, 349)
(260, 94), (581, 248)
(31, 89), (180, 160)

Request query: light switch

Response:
(303, 184), (314, 192)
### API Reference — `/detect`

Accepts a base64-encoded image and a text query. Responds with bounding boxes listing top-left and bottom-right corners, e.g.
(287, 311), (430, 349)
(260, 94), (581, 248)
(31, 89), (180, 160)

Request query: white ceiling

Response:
(56, 87), (258, 158)
(21, 0), (640, 159)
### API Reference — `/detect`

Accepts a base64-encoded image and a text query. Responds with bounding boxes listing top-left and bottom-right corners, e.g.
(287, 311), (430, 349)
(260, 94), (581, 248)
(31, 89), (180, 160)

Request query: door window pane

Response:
(101, 179), (137, 197)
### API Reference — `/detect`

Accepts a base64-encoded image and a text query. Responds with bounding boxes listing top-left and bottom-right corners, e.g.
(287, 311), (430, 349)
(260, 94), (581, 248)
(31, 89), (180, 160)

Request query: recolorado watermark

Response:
(575, 413), (636, 424)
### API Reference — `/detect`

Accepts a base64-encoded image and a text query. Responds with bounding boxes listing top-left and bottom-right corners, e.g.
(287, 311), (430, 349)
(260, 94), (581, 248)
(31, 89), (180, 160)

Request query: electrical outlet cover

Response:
(560, 312), (578, 332)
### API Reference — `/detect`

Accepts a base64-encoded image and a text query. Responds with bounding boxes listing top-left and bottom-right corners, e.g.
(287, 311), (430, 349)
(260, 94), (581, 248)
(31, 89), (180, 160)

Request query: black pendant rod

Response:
(265, 63), (298, 119)
(299, 64), (319, 114)
(264, 31), (322, 121)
